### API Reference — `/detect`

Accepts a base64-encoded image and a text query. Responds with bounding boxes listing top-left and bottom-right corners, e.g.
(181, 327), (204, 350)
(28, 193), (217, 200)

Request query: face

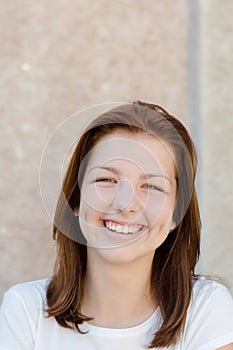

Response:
(77, 131), (177, 264)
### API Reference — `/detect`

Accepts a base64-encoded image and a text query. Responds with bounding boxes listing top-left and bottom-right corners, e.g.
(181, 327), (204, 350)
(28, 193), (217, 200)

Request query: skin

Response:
(217, 345), (233, 350)
(78, 131), (177, 258)
(76, 131), (177, 327)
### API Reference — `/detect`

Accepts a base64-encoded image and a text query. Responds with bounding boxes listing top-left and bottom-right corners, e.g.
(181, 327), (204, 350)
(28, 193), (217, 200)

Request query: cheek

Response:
(144, 193), (166, 222)
(78, 196), (101, 246)
(80, 184), (115, 213)
(144, 193), (174, 227)
(95, 185), (116, 204)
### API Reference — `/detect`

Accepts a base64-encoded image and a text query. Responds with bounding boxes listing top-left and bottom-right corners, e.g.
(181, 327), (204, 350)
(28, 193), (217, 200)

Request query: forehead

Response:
(86, 131), (176, 176)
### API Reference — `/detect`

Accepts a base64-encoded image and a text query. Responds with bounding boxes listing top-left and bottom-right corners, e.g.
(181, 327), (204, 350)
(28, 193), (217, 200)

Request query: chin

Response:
(88, 242), (155, 267)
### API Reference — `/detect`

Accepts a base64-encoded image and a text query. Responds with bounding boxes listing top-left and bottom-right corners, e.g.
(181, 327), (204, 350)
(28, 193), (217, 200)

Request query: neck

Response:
(82, 247), (157, 328)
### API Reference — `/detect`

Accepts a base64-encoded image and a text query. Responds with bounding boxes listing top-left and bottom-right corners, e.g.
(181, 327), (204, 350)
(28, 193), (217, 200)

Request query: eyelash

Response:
(95, 178), (164, 192)
(142, 184), (164, 192)
(95, 177), (116, 183)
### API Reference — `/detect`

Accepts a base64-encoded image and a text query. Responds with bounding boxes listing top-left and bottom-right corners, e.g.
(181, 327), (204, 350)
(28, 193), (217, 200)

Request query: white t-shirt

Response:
(0, 277), (233, 350)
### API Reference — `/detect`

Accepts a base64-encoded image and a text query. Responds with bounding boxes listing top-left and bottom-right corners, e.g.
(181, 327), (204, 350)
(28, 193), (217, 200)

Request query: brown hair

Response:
(46, 101), (201, 347)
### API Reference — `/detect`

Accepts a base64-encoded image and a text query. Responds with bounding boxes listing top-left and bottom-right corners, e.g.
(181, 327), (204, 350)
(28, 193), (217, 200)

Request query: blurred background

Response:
(1, 0), (233, 299)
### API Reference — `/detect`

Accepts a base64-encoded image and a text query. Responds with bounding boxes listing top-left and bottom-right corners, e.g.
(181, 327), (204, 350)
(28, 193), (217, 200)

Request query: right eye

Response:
(95, 178), (116, 183)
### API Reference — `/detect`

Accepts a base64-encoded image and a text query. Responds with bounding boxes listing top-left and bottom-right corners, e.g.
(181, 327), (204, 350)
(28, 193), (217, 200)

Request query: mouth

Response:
(103, 220), (144, 235)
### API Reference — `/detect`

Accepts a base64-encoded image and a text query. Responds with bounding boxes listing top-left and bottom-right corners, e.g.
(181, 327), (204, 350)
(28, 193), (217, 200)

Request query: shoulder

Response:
(191, 276), (233, 308)
(4, 278), (49, 295)
(1, 278), (50, 314)
(189, 276), (233, 323)
(2, 278), (49, 298)
(0, 279), (51, 349)
(181, 277), (233, 349)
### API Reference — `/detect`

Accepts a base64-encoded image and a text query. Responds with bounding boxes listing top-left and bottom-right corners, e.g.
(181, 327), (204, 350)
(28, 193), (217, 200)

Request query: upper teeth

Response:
(104, 220), (142, 234)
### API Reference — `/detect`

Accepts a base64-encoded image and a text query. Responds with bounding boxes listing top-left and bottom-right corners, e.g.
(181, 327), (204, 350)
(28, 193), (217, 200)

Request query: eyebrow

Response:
(88, 166), (172, 184)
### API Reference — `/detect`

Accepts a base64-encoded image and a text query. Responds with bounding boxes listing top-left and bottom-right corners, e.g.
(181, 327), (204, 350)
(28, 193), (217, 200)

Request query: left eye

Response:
(142, 184), (164, 192)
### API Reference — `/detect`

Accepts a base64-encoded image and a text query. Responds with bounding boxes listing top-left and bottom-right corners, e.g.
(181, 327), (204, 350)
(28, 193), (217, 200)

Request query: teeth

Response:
(104, 220), (142, 234)
(129, 226), (134, 233)
(122, 226), (128, 234)
(116, 225), (121, 233)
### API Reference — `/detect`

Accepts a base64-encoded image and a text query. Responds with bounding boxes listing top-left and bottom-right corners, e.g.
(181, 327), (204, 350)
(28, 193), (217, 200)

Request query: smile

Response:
(103, 220), (143, 234)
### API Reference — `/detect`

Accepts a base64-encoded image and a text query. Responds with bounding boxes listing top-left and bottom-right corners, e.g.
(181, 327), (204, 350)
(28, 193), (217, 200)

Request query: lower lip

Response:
(100, 221), (147, 242)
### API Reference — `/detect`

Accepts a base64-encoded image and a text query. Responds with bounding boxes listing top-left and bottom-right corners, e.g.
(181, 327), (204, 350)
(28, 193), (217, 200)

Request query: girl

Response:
(0, 101), (233, 349)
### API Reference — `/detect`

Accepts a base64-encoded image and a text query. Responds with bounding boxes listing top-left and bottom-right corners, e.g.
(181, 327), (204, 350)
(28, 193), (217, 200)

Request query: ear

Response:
(166, 219), (176, 234)
(74, 207), (79, 216)
(170, 219), (176, 231)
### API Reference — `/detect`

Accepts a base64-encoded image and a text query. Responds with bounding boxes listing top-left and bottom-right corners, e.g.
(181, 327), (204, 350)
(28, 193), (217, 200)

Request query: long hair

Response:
(46, 101), (201, 347)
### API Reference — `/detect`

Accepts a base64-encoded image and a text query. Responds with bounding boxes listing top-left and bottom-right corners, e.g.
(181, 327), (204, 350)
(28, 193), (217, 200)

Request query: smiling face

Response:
(77, 131), (177, 264)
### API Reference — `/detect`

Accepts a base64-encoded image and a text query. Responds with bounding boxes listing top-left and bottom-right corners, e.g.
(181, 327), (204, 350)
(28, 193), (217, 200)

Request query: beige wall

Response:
(0, 0), (232, 300)
(200, 0), (233, 292)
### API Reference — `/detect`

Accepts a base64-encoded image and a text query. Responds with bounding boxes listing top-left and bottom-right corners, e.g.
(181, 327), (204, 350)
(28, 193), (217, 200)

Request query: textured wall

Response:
(1, 1), (233, 301)
(200, 0), (233, 292)
(0, 0), (188, 299)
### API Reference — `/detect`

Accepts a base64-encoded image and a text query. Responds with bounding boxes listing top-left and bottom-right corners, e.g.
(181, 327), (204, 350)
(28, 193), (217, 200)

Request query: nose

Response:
(113, 179), (141, 213)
